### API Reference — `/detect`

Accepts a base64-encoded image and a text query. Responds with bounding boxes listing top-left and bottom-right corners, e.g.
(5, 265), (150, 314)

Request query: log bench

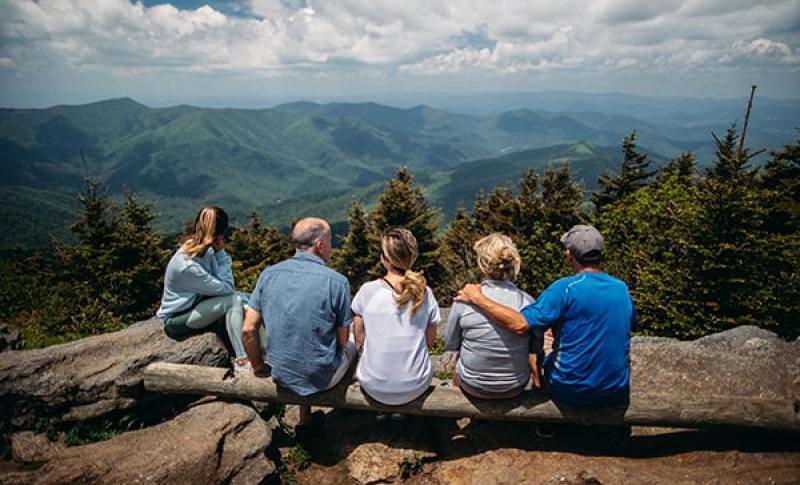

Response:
(143, 362), (800, 432)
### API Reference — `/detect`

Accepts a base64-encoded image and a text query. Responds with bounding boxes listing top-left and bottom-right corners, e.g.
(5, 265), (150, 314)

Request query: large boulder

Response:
(1, 400), (275, 485)
(0, 318), (230, 428)
(630, 325), (800, 399)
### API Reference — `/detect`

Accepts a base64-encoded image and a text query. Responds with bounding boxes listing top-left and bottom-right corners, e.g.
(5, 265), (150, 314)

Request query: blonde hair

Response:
(181, 206), (228, 257)
(474, 233), (521, 281)
(381, 227), (426, 316)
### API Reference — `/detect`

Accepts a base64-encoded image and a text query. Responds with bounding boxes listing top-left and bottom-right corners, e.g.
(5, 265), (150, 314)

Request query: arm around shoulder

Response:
(455, 284), (529, 335)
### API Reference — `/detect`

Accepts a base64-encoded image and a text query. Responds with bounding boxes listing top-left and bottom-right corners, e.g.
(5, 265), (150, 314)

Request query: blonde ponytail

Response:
(381, 227), (426, 316)
(395, 269), (427, 316)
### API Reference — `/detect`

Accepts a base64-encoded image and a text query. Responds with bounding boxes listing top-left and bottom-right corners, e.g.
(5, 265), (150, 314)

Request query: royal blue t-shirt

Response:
(521, 272), (635, 407)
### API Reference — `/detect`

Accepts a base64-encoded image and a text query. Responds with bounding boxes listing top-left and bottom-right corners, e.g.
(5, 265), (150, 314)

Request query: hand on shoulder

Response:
(454, 283), (483, 304)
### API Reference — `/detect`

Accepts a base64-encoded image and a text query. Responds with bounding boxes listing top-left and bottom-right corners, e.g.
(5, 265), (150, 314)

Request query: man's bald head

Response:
(292, 217), (331, 250)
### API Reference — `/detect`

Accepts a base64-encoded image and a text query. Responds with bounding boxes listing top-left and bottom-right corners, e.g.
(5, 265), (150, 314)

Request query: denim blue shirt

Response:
(248, 252), (352, 396)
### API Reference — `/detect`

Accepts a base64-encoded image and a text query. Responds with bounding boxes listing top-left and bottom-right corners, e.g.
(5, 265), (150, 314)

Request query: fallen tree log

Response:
(144, 362), (800, 431)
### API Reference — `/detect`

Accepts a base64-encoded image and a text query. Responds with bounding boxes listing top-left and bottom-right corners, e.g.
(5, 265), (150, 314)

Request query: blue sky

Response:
(0, 0), (798, 107)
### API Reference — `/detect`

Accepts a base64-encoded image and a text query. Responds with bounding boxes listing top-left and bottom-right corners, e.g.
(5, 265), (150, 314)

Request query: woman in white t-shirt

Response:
(351, 227), (441, 406)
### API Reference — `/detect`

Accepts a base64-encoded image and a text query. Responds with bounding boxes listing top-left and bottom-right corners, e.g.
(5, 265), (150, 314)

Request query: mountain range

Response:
(1, 94), (796, 249)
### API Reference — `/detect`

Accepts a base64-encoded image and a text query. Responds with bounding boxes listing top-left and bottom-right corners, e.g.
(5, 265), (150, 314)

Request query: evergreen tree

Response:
(330, 200), (374, 291)
(516, 165), (582, 295)
(11, 179), (170, 347)
(539, 164), (583, 231)
(103, 193), (170, 320)
(368, 167), (444, 288)
(761, 137), (800, 234)
(228, 211), (293, 292)
(657, 152), (696, 184)
(592, 132), (655, 212)
(438, 166), (582, 299)
(438, 208), (482, 303)
(598, 171), (707, 338)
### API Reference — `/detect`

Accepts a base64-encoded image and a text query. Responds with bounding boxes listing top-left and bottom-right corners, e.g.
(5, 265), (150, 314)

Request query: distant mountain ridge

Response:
(1, 95), (795, 249)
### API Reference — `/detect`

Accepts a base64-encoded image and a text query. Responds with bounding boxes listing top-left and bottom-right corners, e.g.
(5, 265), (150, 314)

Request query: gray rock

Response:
(0, 401), (275, 485)
(10, 431), (65, 463)
(0, 317), (229, 428)
(630, 325), (800, 400)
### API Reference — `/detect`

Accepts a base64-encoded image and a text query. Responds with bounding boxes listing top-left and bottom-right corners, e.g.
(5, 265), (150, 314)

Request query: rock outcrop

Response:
(630, 325), (800, 399)
(1, 401), (275, 485)
(0, 318), (230, 428)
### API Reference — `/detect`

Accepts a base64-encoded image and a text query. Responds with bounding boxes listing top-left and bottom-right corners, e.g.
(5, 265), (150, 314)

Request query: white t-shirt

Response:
(351, 280), (441, 405)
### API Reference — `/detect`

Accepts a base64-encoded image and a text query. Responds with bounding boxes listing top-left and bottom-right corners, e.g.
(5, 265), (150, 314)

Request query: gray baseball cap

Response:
(560, 224), (604, 265)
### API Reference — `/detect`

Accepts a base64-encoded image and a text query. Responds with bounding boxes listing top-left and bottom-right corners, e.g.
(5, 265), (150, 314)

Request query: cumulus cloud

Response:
(0, 0), (798, 82)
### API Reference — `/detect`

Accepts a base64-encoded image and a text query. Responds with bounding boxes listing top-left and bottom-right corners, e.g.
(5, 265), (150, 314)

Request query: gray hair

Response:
(291, 218), (330, 249)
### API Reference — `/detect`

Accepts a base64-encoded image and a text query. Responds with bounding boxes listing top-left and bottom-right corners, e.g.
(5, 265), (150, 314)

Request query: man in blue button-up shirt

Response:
(243, 218), (356, 414)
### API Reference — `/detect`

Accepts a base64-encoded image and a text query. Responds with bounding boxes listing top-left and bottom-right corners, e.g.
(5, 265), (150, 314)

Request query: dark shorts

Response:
(458, 378), (525, 400)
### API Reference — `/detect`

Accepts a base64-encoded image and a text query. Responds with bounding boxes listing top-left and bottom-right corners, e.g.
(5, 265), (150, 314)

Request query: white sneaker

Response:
(233, 359), (253, 375)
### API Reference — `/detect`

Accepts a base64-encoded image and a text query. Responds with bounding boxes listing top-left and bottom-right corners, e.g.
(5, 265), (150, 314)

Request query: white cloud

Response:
(0, 0), (798, 84)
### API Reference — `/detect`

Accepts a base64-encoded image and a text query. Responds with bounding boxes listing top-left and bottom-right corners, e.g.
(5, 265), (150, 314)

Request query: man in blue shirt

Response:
(242, 217), (356, 419)
(455, 225), (635, 407)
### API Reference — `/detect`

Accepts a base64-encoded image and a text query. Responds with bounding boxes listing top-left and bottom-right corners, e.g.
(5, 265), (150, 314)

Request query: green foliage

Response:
(429, 335), (446, 356)
(398, 453), (425, 479)
(599, 168), (708, 337)
(332, 167), (445, 294)
(598, 128), (799, 339)
(330, 200), (374, 291)
(227, 211), (293, 292)
(439, 165), (583, 299)
(1, 179), (168, 348)
(63, 415), (143, 447)
(761, 136), (800, 235)
(289, 444), (311, 470)
(369, 167), (444, 285)
(592, 131), (655, 213)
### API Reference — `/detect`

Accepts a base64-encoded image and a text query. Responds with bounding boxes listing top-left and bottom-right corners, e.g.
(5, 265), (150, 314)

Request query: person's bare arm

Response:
(425, 323), (437, 349)
(336, 325), (350, 347)
(242, 307), (269, 376)
(353, 315), (365, 349)
(454, 284), (529, 335)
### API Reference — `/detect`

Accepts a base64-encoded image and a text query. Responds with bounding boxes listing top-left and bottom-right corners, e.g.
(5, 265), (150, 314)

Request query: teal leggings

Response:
(163, 293), (248, 360)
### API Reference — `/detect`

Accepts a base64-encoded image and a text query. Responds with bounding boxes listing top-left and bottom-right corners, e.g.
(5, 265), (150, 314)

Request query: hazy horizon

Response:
(1, 0), (798, 108)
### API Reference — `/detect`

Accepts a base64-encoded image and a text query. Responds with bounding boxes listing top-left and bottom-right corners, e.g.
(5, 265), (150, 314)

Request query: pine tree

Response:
(368, 167), (444, 288)
(656, 152), (696, 184)
(228, 211), (293, 292)
(592, 131), (655, 212)
(438, 208), (481, 302)
(761, 137), (800, 234)
(515, 165), (582, 295)
(598, 170), (707, 338)
(539, 164), (583, 231)
(330, 200), (374, 291)
(16, 180), (170, 347)
(103, 193), (170, 320)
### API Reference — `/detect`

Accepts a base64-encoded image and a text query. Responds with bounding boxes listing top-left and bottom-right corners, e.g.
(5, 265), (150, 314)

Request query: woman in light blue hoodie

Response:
(156, 206), (250, 369)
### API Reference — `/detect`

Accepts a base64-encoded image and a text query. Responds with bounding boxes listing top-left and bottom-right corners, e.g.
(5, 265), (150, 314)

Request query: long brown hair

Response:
(181, 206), (228, 257)
(381, 227), (426, 315)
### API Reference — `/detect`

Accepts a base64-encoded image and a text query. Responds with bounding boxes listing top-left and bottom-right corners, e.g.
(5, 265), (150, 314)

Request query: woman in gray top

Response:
(444, 233), (538, 399)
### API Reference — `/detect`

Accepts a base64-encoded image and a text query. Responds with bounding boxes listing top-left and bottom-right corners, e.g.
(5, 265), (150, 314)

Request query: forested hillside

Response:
(4, 96), (795, 248)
